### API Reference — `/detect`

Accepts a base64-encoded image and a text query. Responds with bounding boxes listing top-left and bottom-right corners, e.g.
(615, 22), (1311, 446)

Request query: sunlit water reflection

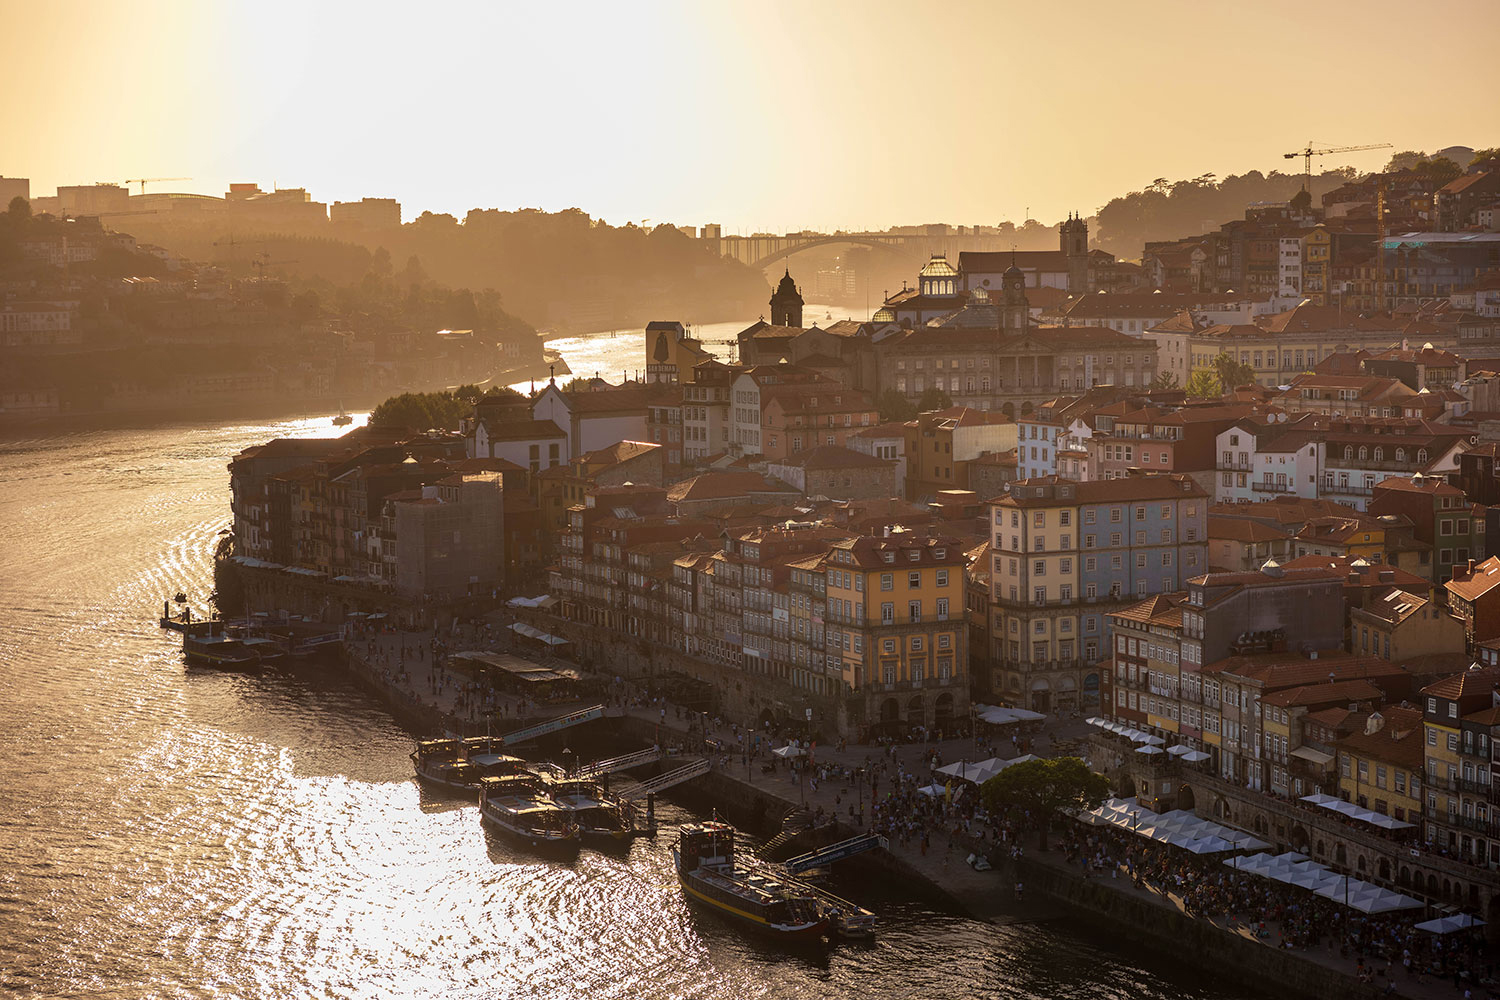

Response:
(0, 417), (1251, 999)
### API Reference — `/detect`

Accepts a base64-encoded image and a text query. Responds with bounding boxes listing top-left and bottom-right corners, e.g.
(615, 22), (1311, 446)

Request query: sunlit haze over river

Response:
(0, 337), (1251, 998)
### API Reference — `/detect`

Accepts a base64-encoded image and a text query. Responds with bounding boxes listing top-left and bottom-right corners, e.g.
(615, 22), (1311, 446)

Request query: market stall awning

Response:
(1289, 746), (1335, 765)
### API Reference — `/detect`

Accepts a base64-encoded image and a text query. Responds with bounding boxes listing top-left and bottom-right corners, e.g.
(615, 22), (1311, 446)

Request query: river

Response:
(0, 417), (1250, 999)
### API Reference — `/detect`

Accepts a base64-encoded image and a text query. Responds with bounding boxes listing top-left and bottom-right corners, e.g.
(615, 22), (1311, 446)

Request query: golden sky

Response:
(4, 0), (1497, 231)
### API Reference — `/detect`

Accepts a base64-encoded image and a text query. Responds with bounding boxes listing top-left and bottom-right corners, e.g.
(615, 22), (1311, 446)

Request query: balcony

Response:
(1218, 459), (1252, 472)
(1322, 482), (1374, 498)
(1251, 480), (1296, 494)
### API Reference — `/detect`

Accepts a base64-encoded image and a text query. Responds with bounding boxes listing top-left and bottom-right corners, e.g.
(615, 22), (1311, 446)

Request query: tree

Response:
(980, 757), (1110, 850)
(1184, 369), (1220, 398)
(7, 195), (31, 222)
(1211, 352), (1256, 392)
(1148, 370), (1180, 391)
(916, 386), (953, 412)
(1412, 156), (1463, 188)
(1289, 188), (1312, 212)
(876, 388), (917, 422)
(1470, 148), (1500, 167)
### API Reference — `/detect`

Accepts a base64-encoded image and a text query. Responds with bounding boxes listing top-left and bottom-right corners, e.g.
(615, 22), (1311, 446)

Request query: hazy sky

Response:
(5, 0), (1497, 232)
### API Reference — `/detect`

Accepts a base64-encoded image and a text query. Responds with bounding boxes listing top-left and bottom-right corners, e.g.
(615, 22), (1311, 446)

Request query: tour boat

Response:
(478, 774), (580, 856)
(410, 738), (529, 793)
(547, 777), (636, 844)
(182, 632), (261, 669)
(673, 822), (831, 941)
(332, 404), (352, 426)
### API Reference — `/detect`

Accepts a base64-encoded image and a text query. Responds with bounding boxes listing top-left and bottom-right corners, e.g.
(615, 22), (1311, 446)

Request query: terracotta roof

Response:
(1445, 557), (1500, 602)
(481, 418), (566, 442)
(774, 445), (892, 470)
(667, 471), (800, 503)
(1420, 665), (1500, 700)
(1209, 517), (1290, 544)
(1262, 678), (1385, 708)
(1334, 706), (1426, 769)
(1352, 587), (1431, 626)
(994, 473), (1207, 508)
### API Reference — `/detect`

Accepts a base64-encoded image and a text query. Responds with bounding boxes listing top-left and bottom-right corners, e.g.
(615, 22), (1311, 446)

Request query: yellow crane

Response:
(122, 177), (191, 195)
(1283, 142), (1391, 190)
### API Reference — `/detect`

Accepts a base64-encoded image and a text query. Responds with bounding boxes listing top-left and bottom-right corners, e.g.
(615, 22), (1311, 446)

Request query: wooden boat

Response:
(478, 774), (580, 856)
(410, 738), (530, 793)
(182, 632), (261, 669)
(673, 822), (830, 940)
(332, 404), (353, 426)
(547, 777), (635, 843)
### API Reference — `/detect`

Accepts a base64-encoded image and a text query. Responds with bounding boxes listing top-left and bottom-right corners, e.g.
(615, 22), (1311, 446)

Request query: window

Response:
(908, 601), (921, 621)
(936, 569), (948, 587)
(908, 571), (921, 589)
(881, 573), (893, 591)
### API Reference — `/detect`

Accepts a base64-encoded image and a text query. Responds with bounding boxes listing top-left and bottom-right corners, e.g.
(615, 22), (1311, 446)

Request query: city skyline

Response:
(4, 0), (1497, 231)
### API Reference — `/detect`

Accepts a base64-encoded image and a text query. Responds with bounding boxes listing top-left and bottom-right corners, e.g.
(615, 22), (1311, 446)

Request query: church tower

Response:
(1060, 213), (1090, 295)
(770, 268), (804, 327)
(1001, 257), (1029, 334)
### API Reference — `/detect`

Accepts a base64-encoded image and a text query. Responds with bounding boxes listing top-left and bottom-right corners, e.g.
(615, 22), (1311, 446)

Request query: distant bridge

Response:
(703, 231), (1016, 270)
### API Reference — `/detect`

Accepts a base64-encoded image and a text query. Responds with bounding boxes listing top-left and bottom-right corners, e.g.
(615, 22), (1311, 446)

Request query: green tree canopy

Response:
(1184, 369), (1220, 398)
(1148, 370), (1180, 391)
(368, 388), (483, 431)
(917, 386), (953, 413)
(1211, 352), (1256, 392)
(980, 757), (1111, 849)
(877, 388), (917, 423)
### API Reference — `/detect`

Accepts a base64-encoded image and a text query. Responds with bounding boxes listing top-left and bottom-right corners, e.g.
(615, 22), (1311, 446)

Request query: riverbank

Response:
(332, 627), (1459, 1000)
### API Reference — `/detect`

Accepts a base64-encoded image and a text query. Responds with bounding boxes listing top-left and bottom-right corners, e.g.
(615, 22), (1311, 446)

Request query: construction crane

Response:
(1283, 142), (1392, 190)
(122, 177), (191, 195)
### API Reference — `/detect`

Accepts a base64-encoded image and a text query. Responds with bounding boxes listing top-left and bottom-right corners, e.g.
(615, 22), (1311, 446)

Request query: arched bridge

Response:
(705, 231), (1014, 270)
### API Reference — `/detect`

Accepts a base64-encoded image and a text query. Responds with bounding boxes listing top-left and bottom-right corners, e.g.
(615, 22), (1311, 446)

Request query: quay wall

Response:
(335, 642), (1383, 999)
(1019, 858), (1387, 1000)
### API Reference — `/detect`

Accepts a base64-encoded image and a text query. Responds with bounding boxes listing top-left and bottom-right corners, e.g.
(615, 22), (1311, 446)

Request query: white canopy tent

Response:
(1415, 914), (1486, 934)
(975, 704), (1047, 725)
(771, 745), (807, 759)
(916, 783), (947, 798)
(1299, 793), (1417, 831)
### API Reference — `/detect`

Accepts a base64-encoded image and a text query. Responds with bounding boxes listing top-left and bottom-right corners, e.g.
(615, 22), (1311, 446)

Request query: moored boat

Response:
(182, 632), (261, 669)
(547, 777), (636, 844)
(332, 403), (352, 426)
(411, 738), (530, 793)
(673, 822), (830, 941)
(478, 774), (579, 856)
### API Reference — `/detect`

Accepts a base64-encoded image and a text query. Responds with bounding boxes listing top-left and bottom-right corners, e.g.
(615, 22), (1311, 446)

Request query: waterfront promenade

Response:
(346, 627), (1483, 1000)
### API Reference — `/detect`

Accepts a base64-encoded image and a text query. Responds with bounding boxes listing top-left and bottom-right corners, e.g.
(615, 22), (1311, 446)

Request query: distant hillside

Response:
(114, 207), (770, 334)
(1090, 167), (1356, 258)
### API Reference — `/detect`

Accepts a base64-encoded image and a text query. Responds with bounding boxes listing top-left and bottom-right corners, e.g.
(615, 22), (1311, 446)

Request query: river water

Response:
(0, 416), (1251, 999)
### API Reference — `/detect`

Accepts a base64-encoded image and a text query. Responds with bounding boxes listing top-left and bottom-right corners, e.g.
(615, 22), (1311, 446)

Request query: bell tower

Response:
(1001, 256), (1029, 335)
(770, 268), (804, 327)
(1061, 212), (1090, 295)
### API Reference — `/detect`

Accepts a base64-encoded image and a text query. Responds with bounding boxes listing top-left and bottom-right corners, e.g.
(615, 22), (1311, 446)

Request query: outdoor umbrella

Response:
(1135, 745), (1165, 755)
(1165, 745), (1191, 756)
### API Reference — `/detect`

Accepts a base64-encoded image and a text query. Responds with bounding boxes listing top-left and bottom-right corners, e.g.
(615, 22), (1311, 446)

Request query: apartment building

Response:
(825, 530), (970, 735)
(988, 472), (1208, 714)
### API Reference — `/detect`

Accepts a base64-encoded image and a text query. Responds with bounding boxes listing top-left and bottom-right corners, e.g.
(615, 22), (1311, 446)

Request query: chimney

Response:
(1379, 569), (1395, 583)
(1365, 711), (1385, 736)
(1468, 558), (1477, 576)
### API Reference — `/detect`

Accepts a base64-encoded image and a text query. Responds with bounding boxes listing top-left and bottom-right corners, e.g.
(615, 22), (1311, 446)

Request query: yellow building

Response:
(1300, 227), (1333, 307)
(1351, 587), (1466, 661)
(1420, 667), (1500, 859)
(824, 529), (969, 734)
(1292, 515), (1386, 562)
(1335, 706), (1425, 824)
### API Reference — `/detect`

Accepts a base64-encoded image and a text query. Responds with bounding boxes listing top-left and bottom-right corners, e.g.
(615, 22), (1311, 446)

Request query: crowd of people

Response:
(1055, 821), (1494, 994)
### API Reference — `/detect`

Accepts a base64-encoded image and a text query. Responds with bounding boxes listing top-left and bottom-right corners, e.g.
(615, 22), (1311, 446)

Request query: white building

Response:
(1278, 237), (1303, 298)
